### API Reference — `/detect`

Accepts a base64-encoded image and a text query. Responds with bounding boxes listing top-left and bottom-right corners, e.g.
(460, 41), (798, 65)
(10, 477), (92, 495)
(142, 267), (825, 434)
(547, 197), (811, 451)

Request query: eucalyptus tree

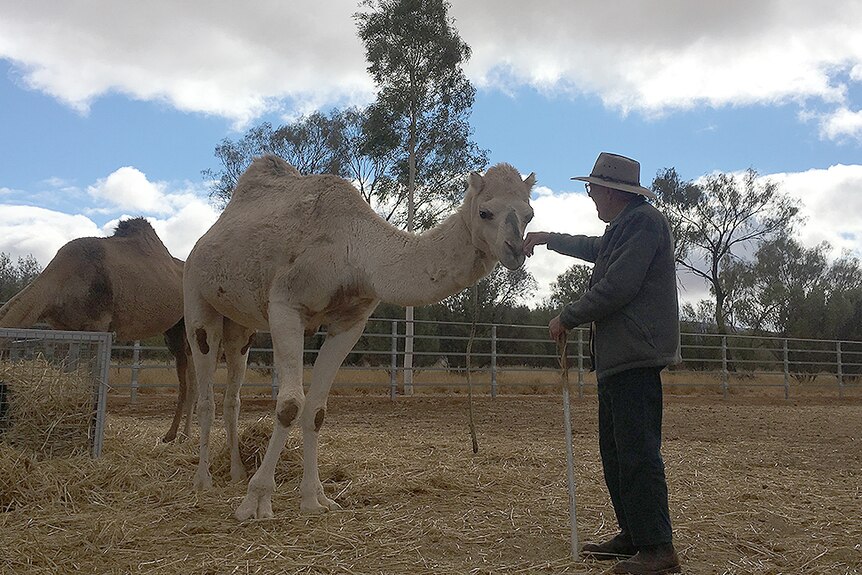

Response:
(355, 0), (488, 392)
(205, 110), (370, 208)
(548, 264), (592, 309)
(652, 167), (800, 334)
(0, 252), (41, 303)
(733, 235), (829, 335)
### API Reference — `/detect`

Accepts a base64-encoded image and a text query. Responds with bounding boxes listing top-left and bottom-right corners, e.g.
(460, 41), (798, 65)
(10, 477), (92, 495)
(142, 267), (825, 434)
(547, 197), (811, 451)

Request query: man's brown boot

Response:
(580, 532), (637, 560)
(612, 543), (681, 574)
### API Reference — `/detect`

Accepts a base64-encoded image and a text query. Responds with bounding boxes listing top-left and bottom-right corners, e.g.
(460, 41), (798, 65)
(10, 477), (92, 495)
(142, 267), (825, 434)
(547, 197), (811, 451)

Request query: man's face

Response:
(585, 183), (614, 222)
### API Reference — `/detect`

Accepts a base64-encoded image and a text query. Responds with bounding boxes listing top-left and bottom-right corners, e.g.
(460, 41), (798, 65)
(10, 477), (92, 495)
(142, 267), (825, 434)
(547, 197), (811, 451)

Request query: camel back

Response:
(0, 220), (184, 339)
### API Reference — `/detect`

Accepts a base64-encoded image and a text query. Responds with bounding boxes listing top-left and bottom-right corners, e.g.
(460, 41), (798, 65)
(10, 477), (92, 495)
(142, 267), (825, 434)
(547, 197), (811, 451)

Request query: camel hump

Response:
(230, 155), (301, 202)
(112, 217), (156, 238)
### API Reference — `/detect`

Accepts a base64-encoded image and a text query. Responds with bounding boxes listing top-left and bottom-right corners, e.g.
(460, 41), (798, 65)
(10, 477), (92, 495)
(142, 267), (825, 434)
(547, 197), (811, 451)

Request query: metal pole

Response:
(390, 320), (398, 400)
(721, 335), (729, 400)
(404, 308), (414, 395)
(837, 341), (844, 399)
(130, 340), (140, 404)
(491, 325), (497, 399)
(783, 339), (789, 400)
(93, 333), (112, 458)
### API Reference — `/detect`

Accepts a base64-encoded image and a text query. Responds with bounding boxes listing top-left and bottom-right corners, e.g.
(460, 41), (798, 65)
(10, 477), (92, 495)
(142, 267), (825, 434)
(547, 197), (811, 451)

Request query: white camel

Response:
(183, 155), (535, 519)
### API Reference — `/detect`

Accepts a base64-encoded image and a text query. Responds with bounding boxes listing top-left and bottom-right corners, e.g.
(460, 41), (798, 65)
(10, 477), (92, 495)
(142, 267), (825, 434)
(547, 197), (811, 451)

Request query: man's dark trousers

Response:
(597, 366), (673, 547)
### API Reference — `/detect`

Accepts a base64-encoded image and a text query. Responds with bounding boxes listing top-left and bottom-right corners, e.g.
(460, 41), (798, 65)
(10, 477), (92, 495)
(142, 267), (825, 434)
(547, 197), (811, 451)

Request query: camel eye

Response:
(479, 209), (493, 220)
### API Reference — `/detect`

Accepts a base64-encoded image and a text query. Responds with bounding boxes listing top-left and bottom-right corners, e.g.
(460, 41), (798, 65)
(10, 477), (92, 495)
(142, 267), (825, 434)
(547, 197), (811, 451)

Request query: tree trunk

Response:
(403, 112), (418, 396)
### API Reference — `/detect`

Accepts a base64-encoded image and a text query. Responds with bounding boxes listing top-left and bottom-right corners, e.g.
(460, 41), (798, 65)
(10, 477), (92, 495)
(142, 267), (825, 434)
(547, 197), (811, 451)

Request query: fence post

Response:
(577, 328), (585, 398)
(491, 325), (498, 399)
(721, 335), (729, 400)
(130, 340), (140, 404)
(390, 320), (398, 400)
(92, 333), (113, 458)
(783, 338), (790, 400)
(837, 341), (844, 399)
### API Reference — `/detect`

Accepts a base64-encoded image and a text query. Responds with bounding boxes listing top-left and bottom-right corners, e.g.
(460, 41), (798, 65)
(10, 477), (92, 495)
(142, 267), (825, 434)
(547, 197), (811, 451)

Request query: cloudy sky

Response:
(1, 0), (861, 308)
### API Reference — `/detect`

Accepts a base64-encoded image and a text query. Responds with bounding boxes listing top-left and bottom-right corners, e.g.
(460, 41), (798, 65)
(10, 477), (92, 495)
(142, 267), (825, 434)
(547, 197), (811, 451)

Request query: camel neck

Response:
(359, 209), (495, 306)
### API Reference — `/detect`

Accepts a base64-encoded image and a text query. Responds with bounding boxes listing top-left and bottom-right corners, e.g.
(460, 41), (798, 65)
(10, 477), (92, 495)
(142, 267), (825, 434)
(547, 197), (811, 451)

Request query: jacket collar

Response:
(606, 195), (647, 231)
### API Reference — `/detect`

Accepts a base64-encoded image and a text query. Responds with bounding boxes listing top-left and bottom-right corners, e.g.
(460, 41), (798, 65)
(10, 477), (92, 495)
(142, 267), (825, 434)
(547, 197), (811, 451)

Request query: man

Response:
(524, 152), (682, 575)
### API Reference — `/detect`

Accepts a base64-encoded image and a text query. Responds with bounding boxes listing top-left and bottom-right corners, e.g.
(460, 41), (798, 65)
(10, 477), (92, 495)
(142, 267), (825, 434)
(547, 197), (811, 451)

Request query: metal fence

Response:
(109, 318), (862, 400)
(0, 327), (112, 457)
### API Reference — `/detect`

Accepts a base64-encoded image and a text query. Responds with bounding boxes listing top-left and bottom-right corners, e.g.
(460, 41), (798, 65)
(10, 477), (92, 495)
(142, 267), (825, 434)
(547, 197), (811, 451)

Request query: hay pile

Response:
(0, 396), (860, 574)
(0, 357), (95, 457)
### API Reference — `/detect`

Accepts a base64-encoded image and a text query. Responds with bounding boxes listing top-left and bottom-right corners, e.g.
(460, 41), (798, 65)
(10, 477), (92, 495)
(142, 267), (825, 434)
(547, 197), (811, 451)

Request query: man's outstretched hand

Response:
(523, 231), (551, 257)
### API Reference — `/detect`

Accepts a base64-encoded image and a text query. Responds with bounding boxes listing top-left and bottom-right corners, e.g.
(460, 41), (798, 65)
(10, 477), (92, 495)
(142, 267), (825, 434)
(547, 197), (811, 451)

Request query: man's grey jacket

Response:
(547, 197), (681, 379)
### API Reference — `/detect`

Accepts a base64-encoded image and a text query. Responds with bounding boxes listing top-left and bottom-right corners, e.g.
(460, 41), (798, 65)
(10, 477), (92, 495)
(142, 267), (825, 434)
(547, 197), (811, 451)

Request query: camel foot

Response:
(230, 464), (248, 483)
(235, 492), (274, 521)
(193, 468), (213, 491)
(300, 491), (341, 514)
(162, 430), (178, 443)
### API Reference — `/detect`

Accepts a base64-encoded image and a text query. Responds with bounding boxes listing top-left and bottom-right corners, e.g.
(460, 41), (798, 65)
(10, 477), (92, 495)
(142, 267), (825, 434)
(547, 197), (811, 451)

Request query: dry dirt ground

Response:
(2, 393), (861, 574)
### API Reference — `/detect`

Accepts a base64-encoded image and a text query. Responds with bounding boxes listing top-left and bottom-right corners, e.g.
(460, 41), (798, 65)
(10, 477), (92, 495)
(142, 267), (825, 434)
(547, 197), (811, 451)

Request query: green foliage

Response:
(0, 252), (42, 303)
(548, 264), (592, 308)
(653, 167), (800, 334)
(735, 236), (862, 340)
(355, 0), (488, 230)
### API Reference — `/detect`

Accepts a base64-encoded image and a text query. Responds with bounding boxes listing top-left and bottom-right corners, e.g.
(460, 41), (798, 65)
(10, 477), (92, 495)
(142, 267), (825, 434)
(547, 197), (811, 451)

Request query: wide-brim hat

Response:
(571, 152), (656, 200)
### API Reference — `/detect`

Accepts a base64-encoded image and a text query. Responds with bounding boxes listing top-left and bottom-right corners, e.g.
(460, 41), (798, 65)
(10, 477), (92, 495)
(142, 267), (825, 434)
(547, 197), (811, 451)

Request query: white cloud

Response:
(87, 167), (171, 214)
(1, 0), (860, 138)
(819, 107), (862, 141)
(522, 186), (605, 306)
(0, 205), (103, 264)
(1, 168), (220, 268)
(0, 0), (373, 127)
(770, 164), (862, 257)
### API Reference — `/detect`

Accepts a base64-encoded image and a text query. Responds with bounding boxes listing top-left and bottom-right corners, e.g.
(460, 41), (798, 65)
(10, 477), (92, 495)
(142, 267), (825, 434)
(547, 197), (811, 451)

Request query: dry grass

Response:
(109, 362), (862, 401)
(1, 393), (861, 574)
(0, 358), (95, 457)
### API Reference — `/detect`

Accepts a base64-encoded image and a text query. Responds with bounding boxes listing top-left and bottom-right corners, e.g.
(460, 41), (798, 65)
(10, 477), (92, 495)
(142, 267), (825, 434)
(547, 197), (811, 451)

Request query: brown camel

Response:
(0, 217), (194, 442)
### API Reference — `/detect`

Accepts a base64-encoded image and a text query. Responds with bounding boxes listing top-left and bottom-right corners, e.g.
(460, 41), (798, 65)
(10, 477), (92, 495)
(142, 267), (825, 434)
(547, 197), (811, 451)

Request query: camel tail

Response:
(0, 283), (47, 329)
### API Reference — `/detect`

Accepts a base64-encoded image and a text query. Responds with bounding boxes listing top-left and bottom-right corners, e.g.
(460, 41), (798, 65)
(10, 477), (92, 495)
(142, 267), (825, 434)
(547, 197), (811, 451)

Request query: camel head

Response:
(465, 164), (536, 270)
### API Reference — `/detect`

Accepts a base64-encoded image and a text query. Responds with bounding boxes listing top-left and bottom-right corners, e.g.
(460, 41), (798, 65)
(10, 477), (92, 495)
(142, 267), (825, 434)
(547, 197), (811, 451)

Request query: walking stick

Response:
(466, 284), (479, 453)
(558, 334), (579, 558)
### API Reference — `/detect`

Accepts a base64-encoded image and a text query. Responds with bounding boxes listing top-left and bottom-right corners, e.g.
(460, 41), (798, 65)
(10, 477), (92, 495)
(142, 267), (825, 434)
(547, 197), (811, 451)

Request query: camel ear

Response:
(524, 172), (536, 188)
(469, 171), (484, 193)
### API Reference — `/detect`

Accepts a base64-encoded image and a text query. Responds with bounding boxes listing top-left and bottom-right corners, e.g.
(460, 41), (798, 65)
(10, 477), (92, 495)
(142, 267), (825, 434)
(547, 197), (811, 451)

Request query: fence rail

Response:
(107, 318), (862, 400)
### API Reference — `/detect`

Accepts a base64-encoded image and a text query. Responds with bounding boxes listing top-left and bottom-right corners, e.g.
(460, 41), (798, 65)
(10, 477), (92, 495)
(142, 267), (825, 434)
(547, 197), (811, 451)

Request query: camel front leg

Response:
(235, 305), (304, 521)
(300, 317), (370, 513)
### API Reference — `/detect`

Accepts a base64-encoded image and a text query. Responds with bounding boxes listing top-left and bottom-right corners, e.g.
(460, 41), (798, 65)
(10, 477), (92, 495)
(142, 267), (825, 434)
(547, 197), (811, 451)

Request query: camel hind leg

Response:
(162, 319), (194, 443)
(222, 318), (255, 482)
(186, 300), (223, 490)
